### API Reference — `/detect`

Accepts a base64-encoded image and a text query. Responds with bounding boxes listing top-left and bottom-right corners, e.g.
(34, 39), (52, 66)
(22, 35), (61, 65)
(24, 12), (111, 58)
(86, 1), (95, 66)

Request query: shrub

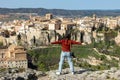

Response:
(0, 42), (3, 46)
(100, 55), (106, 60)
(0, 68), (6, 72)
(38, 63), (48, 71)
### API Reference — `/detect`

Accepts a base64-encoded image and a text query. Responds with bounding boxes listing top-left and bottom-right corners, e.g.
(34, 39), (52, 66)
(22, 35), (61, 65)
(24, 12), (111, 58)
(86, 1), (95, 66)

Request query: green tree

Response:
(104, 30), (117, 47)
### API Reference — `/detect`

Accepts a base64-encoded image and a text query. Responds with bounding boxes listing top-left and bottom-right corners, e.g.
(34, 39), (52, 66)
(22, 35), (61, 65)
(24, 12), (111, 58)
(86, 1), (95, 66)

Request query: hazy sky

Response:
(0, 0), (120, 10)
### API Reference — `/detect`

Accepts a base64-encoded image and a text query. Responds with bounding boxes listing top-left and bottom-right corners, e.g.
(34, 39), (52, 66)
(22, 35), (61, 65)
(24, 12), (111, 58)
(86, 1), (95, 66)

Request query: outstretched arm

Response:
(71, 40), (81, 45)
(51, 40), (62, 44)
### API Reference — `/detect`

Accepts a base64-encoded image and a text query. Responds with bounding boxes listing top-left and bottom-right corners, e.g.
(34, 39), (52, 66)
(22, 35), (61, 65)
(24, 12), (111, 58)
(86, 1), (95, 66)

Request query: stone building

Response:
(48, 19), (61, 30)
(46, 13), (53, 20)
(0, 45), (27, 68)
(107, 19), (118, 29)
(61, 22), (76, 30)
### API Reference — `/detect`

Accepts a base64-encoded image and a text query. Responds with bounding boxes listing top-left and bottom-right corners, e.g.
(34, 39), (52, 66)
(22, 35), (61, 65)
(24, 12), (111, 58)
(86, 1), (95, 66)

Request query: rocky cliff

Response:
(47, 67), (120, 80)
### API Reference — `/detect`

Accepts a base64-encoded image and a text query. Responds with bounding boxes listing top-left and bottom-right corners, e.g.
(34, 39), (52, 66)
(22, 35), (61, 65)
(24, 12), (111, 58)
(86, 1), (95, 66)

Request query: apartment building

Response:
(0, 45), (27, 69)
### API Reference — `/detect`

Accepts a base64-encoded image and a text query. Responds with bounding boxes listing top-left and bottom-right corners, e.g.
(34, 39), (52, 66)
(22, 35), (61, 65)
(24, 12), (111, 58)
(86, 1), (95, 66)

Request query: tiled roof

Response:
(13, 50), (26, 54)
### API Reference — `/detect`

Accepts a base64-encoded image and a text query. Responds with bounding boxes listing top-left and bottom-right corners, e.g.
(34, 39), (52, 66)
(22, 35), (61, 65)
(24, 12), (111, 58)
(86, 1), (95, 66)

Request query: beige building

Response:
(46, 13), (53, 20)
(61, 22), (76, 30)
(107, 19), (118, 29)
(48, 19), (61, 30)
(0, 45), (27, 68)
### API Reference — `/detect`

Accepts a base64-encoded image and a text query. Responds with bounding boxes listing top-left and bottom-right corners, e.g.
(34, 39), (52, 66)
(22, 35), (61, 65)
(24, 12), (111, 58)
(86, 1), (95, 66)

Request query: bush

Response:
(0, 42), (3, 46)
(0, 68), (6, 72)
(18, 68), (25, 72)
(100, 55), (106, 60)
(38, 63), (48, 71)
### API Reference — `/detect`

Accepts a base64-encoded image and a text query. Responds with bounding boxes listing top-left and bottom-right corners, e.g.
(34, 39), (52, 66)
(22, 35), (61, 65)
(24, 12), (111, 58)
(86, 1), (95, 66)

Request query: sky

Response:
(0, 0), (120, 10)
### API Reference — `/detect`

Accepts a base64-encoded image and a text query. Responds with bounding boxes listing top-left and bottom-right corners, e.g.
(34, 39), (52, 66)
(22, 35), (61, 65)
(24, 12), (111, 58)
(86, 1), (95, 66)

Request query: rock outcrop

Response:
(47, 67), (120, 80)
(1, 67), (120, 80)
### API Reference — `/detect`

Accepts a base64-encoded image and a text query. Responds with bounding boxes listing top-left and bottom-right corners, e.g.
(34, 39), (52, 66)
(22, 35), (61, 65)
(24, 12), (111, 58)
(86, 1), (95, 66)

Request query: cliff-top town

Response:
(0, 13), (120, 46)
(0, 13), (120, 79)
(0, 13), (120, 68)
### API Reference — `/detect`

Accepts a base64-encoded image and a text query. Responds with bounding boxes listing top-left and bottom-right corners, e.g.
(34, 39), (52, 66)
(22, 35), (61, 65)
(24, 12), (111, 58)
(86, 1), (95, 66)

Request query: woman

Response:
(51, 34), (81, 75)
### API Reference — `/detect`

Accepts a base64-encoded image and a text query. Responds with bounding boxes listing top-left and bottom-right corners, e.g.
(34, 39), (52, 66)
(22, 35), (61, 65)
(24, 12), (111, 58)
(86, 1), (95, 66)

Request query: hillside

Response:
(0, 44), (120, 80)
(28, 44), (120, 71)
(0, 8), (120, 17)
(27, 45), (120, 80)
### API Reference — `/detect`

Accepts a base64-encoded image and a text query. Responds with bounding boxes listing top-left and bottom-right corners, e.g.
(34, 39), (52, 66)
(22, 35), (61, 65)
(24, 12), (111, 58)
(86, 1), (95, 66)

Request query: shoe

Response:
(56, 71), (61, 75)
(72, 72), (75, 75)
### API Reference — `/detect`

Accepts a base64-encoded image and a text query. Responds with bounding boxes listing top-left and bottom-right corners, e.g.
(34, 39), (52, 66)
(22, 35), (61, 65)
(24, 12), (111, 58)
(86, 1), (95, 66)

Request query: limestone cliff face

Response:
(115, 32), (120, 46)
(0, 67), (120, 80)
(48, 67), (120, 80)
